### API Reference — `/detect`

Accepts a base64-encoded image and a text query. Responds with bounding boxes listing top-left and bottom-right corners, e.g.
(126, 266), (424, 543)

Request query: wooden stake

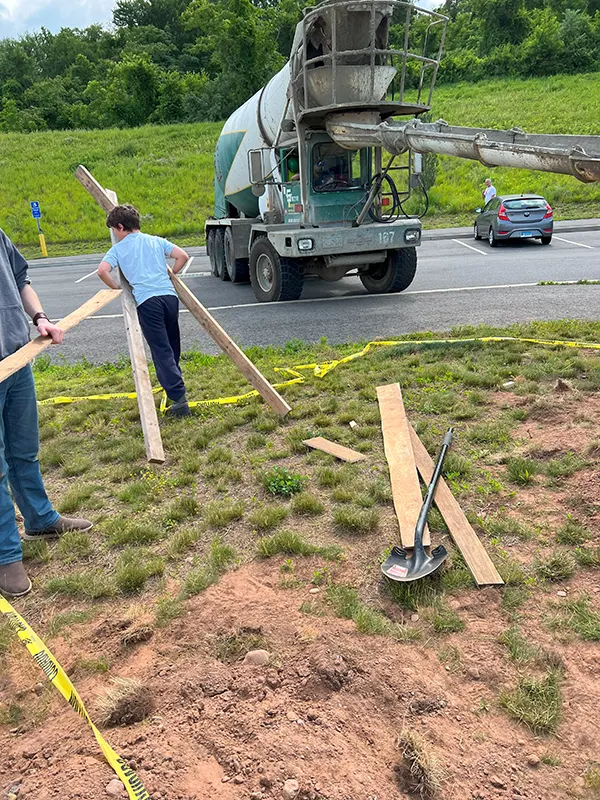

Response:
(376, 383), (429, 548)
(0, 290), (120, 384)
(302, 437), (365, 462)
(169, 268), (291, 416)
(104, 187), (165, 464)
(409, 426), (504, 586)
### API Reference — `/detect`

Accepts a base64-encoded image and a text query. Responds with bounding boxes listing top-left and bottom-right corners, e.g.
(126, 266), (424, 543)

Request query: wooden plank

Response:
(169, 268), (291, 417)
(409, 425), (504, 586)
(302, 436), (366, 462)
(376, 383), (429, 548)
(0, 290), (121, 384)
(75, 165), (115, 214)
(104, 188), (165, 465)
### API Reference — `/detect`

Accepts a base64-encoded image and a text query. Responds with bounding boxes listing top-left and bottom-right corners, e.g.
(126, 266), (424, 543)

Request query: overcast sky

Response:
(0, 0), (115, 39)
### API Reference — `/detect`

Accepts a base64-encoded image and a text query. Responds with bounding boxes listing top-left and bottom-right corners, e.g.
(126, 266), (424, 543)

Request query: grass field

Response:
(1, 319), (600, 799)
(1, 72), (599, 257)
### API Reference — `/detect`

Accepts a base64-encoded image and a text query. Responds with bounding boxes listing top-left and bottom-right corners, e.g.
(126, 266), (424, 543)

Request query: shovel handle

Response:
(413, 427), (453, 550)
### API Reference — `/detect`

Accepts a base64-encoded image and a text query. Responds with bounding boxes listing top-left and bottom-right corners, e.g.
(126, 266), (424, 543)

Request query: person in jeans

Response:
(97, 205), (191, 417)
(0, 229), (93, 599)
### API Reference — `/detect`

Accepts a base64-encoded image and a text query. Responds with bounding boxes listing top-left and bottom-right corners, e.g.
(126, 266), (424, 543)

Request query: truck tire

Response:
(214, 229), (229, 281)
(207, 229), (218, 276)
(359, 248), (417, 294)
(249, 238), (304, 302)
(224, 228), (250, 283)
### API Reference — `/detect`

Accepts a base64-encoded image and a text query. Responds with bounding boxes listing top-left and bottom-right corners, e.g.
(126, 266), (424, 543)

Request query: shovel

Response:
(381, 427), (453, 583)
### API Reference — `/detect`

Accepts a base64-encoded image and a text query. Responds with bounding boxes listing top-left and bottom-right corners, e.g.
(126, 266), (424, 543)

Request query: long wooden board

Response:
(104, 188), (165, 465)
(376, 383), (429, 548)
(169, 268), (291, 417)
(0, 290), (121, 384)
(409, 426), (504, 586)
(302, 436), (366, 462)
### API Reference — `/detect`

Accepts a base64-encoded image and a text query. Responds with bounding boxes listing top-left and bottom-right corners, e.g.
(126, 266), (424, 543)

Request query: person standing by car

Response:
(482, 178), (496, 204)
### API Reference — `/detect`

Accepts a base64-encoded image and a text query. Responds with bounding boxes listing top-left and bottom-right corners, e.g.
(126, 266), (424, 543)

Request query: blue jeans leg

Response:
(0, 405), (22, 566)
(2, 365), (58, 541)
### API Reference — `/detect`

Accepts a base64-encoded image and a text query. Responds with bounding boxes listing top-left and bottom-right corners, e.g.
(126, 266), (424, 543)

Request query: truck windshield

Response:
(313, 143), (361, 192)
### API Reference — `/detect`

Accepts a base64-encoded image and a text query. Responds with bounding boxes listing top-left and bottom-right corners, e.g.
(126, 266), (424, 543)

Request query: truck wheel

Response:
(249, 238), (304, 302)
(214, 229), (229, 281)
(207, 229), (218, 276)
(224, 228), (250, 283)
(360, 248), (417, 294)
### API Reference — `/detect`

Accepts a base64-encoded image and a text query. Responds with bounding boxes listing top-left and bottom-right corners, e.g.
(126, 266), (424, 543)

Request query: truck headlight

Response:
(297, 238), (314, 251)
(404, 229), (420, 243)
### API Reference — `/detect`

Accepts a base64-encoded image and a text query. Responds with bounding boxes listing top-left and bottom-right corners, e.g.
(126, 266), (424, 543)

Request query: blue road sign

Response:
(30, 201), (41, 219)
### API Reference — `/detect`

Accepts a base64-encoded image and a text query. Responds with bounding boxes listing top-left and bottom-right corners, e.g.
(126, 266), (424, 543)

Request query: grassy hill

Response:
(2, 72), (599, 258)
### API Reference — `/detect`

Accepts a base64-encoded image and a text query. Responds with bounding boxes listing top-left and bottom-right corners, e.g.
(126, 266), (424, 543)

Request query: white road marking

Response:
(182, 272), (211, 278)
(451, 238), (488, 256)
(74, 268), (99, 283)
(50, 281), (548, 322)
(180, 256), (194, 275)
(553, 236), (594, 249)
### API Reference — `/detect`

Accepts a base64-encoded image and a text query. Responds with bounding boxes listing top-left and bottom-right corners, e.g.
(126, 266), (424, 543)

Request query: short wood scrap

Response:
(302, 437), (366, 462)
(376, 383), (429, 548)
(409, 426), (504, 586)
(0, 290), (121, 384)
(169, 268), (291, 417)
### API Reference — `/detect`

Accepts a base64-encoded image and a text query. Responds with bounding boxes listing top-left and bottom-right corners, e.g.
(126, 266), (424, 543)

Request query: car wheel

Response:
(473, 222), (481, 240)
(249, 238), (304, 302)
(213, 228), (229, 280)
(488, 227), (498, 248)
(360, 248), (417, 294)
(224, 227), (250, 283)
(541, 236), (552, 245)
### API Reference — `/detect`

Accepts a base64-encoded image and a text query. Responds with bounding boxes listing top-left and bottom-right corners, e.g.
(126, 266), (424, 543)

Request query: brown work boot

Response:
(23, 515), (93, 541)
(0, 561), (32, 599)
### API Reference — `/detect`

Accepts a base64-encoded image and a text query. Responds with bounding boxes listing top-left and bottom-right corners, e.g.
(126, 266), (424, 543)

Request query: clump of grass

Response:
(500, 671), (562, 734)
(22, 539), (50, 563)
(97, 678), (154, 728)
(547, 451), (587, 479)
(396, 729), (444, 799)
(215, 629), (267, 663)
(555, 596), (600, 641)
(326, 584), (361, 618)
(248, 504), (289, 531)
(333, 506), (379, 533)
(204, 499), (245, 528)
(45, 572), (115, 599)
(261, 466), (306, 496)
(485, 515), (535, 540)
(105, 518), (164, 547)
(207, 446), (233, 464)
(163, 495), (198, 525)
(291, 493), (325, 516)
(46, 610), (95, 637)
(492, 550), (529, 586)
(534, 551), (575, 582)
(556, 517), (588, 545)
(115, 550), (165, 594)
(57, 531), (93, 562)
(501, 586), (530, 614)
(155, 596), (185, 627)
(184, 537), (237, 596)
(0, 703), (23, 726)
(167, 526), (201, 558)
(574, 545), (600, 567)
(584, 763), (600, 791)
(71, 657), (110, 674)
(62, 456), (92, 477)
(505, 456), (538, 486)
(422, 597), (464, 635)
(57, 484), (96, 514)
(246, 433), (266, 450)
(467, 420), (511, 448)
(499, 626), (546, 665)
(257, 530), (341, 561)
(117, 481), (153, 509)
(326, 584), (419, 641)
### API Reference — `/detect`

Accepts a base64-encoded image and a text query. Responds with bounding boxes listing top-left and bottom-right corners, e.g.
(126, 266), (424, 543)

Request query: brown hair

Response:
(106, 204), (141, 231)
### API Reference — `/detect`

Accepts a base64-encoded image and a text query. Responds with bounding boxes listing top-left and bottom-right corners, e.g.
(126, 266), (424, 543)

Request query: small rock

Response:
(283, 779), (300, 800)
(503, 381), (516, 388)
(8, 794), (18, 800)
(490, 776), (507, 790)
(243, 650), (270, 667)
(554, 378), (571, 393)
(33, 683), (44, 696)
(517, 739), (526, 746)
(251, 793), (263, 800)
(286, 711), (298, 722)
(266, 672), (281, 689)
(21, 747), (36, 760)
(306, 709), (320, 722)
(556, 590), (567, 597)
(232, 775), (245, 784)
(259, 776), (274, 789)
(309, 588), (320, 595)
(468, 668), (481, 681)
(349, 420), (358, 429)
(410, 613), (419, 622)
(105, 779), (126, 797)
(526, 755), (540, 768)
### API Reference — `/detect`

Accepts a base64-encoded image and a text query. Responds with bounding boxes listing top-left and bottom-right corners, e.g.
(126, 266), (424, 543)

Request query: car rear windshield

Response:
(504, 198), (546, 209)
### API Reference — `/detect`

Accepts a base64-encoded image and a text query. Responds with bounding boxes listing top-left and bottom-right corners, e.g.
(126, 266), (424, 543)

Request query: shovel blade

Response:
(381, 544), (449, 583)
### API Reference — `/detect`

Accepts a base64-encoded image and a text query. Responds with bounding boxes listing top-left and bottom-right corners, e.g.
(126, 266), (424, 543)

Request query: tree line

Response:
(1, 0), (599, 133)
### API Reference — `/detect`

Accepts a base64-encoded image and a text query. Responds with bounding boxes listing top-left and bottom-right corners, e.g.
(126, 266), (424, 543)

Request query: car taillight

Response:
(498, 204), (509, 221)
(543, 202), (553, 219)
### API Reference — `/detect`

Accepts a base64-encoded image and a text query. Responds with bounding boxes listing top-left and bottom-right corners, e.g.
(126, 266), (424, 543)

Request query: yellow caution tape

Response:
(0, 596), (150, 800)
(37, 336), (600, 410)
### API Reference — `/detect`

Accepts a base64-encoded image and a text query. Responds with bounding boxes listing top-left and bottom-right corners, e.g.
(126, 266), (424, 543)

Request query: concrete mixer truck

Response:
(205, 0), (600, 303)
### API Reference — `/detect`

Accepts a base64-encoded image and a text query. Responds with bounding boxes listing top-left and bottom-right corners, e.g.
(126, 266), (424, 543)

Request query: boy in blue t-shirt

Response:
(97, 204), (191, 417)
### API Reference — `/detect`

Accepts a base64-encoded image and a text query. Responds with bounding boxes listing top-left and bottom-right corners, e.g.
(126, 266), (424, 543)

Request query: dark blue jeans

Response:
(0, 365), (59, 565)
(136, 294), (186, 401)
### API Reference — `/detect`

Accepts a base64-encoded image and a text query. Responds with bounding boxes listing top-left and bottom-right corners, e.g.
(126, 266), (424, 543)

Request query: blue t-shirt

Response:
(102, 232), (177, 306)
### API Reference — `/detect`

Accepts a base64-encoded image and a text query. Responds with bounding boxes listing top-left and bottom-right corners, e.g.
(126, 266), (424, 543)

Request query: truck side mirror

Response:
(249, 150), (265, 185)
(475, 208), (482, 213)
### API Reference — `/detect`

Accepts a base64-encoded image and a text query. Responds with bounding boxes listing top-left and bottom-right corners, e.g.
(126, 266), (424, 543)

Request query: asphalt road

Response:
(27, 227), (600, 364)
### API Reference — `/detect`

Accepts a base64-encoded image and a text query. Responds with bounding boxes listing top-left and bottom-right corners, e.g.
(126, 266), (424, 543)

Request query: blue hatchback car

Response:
(474, 194), (553, 247)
